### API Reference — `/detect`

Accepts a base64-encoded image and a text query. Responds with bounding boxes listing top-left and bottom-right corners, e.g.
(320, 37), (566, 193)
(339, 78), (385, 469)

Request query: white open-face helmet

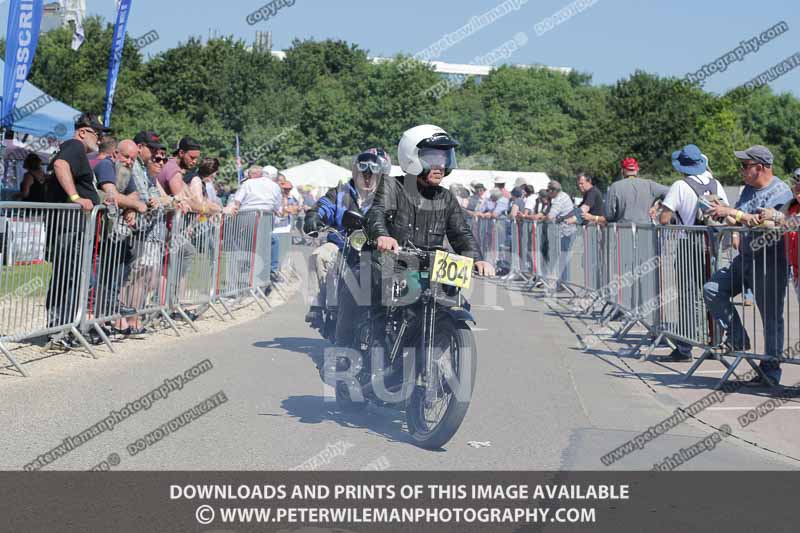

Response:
(398, 124), (459, 178)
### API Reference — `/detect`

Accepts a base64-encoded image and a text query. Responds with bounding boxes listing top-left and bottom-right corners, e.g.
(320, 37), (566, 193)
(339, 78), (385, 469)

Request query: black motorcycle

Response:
(320, 211), (479, 450)
(308, 218), (368, 342)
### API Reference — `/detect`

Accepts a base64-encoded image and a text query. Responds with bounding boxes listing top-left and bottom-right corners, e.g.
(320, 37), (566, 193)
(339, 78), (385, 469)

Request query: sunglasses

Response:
(740, 161), (761, 169)
(152, 156), (168, 163)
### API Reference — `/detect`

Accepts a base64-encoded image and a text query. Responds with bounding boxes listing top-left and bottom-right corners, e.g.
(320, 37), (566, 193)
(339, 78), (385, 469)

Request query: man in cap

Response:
(263, 165), (279, 181)
(45, 113), (111, 345)
(131, 130), (172, 209)
(602, 158), (669, 224)
(47, 113), (110, 210)
(494, 176), (511, 199)
(703, 145), (792, 386)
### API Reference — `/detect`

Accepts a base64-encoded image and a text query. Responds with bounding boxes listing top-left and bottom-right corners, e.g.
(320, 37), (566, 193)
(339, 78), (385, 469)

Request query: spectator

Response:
(131, 131), (172, 209)
(45, 113), (110, 346)
(225, 165), (283, 282)
(203, 160), (222, 206)
(46, 112), (108, 210)
(779, 169), (800, 290)
(273, 179), (298, 231)
(760, 170), (800, 294)
(300, 185), (316, 212)
(122, 131), (172, 333)
(156, 137), (202, 199)
(703, 145), (793, 386)
(218, 184), (231, 206)
(524, 188), (550, 219)
(450, 184), (471, 209)
(263, 165), (279, 182)
(575, 172), (604, 224)
(89, 136), (117, 170)
(92, 139), (148, 334)
(602, 158), (669, 224)
(131, 131), (172, 205)
(494, 176), (511, 199)
(182, 157), (223, 215)
(18, 153), (47, 202)
(545, 180), (578, 290)
(508, 186), (527, 219)
(95, 139), (147, 213)
(657, 145), (729, 362)
(466, 182), (486, 213)
(479, 188), (509, 219)
(660, 146), (728, 227)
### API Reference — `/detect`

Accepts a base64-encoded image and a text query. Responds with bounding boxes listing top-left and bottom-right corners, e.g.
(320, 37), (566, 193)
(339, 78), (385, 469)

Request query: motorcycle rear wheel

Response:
(406, 319), (477, 449)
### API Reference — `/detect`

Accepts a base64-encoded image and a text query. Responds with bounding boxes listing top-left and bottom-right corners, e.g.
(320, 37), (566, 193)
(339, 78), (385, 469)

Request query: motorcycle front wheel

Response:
(406, 318), (477, 450)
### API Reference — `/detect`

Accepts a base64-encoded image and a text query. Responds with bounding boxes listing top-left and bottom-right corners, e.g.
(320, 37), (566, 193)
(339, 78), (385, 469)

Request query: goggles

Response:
(356, 160), (382, 174)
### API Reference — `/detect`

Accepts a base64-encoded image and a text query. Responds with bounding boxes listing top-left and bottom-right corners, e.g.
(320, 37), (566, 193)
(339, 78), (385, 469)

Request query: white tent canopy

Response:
(281, 158), (351, 189)
(389, 166), (550, 192)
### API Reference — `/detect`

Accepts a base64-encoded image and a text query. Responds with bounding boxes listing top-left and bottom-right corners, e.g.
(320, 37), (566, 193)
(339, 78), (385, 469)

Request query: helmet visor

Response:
(419, 147), (457, 174)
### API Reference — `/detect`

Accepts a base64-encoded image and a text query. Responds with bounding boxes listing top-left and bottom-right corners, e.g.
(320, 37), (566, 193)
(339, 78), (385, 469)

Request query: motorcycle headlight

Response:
(350, 230), (367, 252)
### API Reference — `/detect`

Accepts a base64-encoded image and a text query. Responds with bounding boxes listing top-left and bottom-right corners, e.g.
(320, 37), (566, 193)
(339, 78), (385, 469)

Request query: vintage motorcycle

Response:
(317, 211), (479, 449)
(308, 218), (369, 342)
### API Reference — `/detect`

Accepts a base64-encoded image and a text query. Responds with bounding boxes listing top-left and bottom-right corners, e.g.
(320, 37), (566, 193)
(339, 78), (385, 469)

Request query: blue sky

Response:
(5, 0), (800, 96)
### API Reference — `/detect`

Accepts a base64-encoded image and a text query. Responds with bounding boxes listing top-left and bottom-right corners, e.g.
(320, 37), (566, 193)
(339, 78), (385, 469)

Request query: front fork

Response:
(420, 289), (439, 403)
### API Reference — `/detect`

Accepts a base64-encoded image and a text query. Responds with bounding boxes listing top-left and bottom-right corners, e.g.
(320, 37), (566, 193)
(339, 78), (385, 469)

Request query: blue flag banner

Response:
(2, 0), (45, 128)
(103, 0), (132, 128)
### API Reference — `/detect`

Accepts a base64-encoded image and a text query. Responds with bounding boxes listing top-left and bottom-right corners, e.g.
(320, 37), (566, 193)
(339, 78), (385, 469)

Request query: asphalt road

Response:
(1, 277), (795, 471)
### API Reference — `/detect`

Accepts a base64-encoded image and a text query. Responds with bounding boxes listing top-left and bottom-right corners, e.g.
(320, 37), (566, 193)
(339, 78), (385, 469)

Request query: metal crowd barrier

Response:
(643, 226), (713, 360)
(466, 215), (800, 390)
(214, 210), (272, 316)
(684, 225), (800, 387)
(0, 203), (96, 375)
(0, 202), (276, 377)
(80, 205), (176, 350)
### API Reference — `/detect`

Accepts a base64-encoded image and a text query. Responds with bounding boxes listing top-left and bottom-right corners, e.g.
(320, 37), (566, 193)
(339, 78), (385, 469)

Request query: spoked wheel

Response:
(406, 318), (477, 449)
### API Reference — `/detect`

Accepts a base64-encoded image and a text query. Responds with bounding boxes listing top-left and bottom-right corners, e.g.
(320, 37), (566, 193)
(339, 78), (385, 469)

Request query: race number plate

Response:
(431, 250), (474, 289)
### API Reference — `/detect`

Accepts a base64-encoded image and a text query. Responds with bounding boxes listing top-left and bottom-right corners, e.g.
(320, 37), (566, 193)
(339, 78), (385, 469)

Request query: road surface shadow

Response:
(280, 394), (413, 446)
(254, 336), (329, 366)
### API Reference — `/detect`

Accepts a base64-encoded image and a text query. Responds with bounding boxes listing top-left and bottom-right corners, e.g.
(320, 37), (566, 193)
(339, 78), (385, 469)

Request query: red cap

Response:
(621, 157), (639, 172)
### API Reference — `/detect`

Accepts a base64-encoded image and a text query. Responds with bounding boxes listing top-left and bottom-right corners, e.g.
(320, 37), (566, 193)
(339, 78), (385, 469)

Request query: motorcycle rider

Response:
(367, 124), (495, 277)
(303, 148), (392, 327)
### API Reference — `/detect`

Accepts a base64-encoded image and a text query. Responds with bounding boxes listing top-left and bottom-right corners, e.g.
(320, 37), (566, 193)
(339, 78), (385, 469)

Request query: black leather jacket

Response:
(366, 174), (482, 261)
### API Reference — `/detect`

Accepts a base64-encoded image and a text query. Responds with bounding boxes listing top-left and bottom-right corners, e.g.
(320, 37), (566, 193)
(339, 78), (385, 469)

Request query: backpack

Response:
(676, 177), (719, 225)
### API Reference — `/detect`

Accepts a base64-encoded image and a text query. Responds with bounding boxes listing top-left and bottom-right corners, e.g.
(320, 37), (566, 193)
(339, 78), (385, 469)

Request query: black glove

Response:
(303, 214), (323, 236)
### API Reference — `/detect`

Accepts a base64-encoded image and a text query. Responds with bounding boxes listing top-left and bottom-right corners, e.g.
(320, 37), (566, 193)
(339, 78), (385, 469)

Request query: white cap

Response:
(263, 165), (278, 180)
